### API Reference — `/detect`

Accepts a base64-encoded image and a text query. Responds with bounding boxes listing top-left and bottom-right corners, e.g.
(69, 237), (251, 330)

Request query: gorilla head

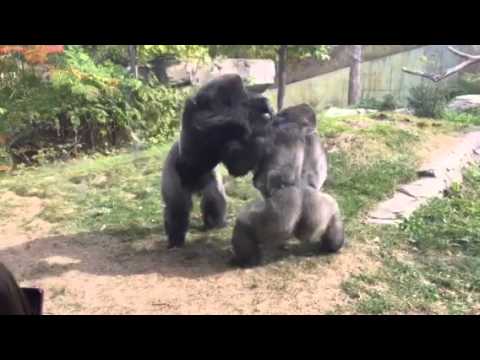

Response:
(220, 92), (275, 177)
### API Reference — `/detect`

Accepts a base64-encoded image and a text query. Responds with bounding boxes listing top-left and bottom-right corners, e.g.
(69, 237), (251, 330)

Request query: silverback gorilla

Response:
(230, 114), (345, 267)
(161, 75), (274, 249)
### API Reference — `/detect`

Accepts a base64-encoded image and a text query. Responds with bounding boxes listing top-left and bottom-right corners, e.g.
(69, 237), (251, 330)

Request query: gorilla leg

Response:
(230, 213), (262, 268)
(201, 170), (227, 230)
(162, 143), (194, 248)
(164, 192), (193, 249)
(319, 213), (345, 253)
(231, 188), (302, 267)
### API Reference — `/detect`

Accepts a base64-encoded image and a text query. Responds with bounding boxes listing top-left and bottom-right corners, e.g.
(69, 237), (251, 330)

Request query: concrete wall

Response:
(267, 45), (480, 111)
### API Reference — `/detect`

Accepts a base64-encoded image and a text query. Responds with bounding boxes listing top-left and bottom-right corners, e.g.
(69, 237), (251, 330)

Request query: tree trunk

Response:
(128, 45), (138, 79)
(277, 45), (288, 111)
(348, 45), (363, 106)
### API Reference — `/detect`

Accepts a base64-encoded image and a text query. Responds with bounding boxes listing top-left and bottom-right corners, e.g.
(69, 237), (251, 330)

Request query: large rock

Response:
(150, 57), (276, 92)
(323, 107), (378, 118)
(447, 95), (480, 113)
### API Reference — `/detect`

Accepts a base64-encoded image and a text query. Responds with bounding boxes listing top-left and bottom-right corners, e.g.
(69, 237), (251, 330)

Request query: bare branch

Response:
(447, 46), (480, 60)
(402, 46), (480, 83)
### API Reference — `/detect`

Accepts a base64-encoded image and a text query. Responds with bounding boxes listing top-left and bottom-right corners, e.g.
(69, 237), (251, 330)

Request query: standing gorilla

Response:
(161, 75), (274, 249)
(230, 121), (345, 267)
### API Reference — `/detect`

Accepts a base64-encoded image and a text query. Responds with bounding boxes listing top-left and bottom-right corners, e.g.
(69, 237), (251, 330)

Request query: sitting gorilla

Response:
(161, 74), (274, 249)
(230, 121), (345, 267)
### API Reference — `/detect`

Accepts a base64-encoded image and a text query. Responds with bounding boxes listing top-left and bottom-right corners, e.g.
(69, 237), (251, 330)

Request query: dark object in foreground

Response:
(0, 262), (43, 315)
(22, 288), (44, 315)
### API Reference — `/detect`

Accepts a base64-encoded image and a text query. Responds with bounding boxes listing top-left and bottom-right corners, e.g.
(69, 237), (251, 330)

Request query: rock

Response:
(323, 107), (378, 118)
(150, 57), (276, 92)
(394, 108), (414, 115)
(447, 95), (480, 113)
(367, 131), (480, 225)
(191, 58), (276, 91)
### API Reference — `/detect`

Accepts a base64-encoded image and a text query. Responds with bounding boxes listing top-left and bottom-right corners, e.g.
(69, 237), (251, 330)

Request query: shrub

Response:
(442, 110), (480, 126)
(0, 46), (188, 164)
(407, 84), (448, 118)
(379, 94), (398, 111)
(357, 94), (398, 111)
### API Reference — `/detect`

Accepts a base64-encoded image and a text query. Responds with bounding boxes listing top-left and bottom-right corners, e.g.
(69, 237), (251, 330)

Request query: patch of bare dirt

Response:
(0, 191), (380, 315)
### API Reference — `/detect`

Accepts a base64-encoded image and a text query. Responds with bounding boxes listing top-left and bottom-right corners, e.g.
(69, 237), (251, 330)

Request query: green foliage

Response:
(356, 97), (382, 110)
(379, 94), (398, 111)
(357, 94), (398, 111)
(0, 46), (188, 161)
(209, 45), (330, 62)
(402, 168), (480, 256)
(455, 73), (480, 95)
(407, 84), (448, 118)
(442, 110), (480, 126)
(139, 45), (210, 63)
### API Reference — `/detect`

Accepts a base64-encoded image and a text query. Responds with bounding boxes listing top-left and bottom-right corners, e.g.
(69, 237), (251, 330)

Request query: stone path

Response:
(367, 131), (480, 225)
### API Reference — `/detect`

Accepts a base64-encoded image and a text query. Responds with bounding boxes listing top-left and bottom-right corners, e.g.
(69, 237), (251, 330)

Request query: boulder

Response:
(323, 107), (378, 118)
(150, 57), (276, 92)
(447, 95), (480, 113)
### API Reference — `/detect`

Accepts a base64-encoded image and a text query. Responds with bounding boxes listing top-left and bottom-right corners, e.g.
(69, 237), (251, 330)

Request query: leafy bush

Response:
(407, 84), (448, 118)
(442, 110), (480, 126)
(357, 94), (398, 111)
(357, 97), (382, 110)
(0, 46), (188, 164)
(379, 94), (398, 111)
(455, 73), (480, 95)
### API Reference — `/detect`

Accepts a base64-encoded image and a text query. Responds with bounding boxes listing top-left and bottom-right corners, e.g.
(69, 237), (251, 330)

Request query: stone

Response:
(323, 107), (378, 118)
(447, 95), (480, 113)
(150, 57), (276, 92)
(367, 131), (480, 225)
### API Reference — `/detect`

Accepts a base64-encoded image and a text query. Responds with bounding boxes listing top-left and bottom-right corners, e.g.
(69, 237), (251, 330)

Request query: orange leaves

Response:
(0, 45), (64, 64)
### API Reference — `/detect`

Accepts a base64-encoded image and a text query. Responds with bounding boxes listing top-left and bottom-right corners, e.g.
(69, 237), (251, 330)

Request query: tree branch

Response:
(402, 46), (480, 83)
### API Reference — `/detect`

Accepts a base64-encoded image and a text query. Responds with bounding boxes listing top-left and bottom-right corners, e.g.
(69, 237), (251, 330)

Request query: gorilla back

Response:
(161, 74), (274, 248)
(274, 104), (328, 191)
(231, 121), (345, 267)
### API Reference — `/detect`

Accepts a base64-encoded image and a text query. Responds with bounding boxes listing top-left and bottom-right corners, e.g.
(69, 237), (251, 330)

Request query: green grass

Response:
(341, 167), (480, 315)
(3, 112), (478, 314)
(442, 110), (480, 127)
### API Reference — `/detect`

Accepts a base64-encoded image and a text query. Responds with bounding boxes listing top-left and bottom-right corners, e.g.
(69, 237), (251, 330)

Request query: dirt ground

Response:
(0, 132), (464, 315)
(0, 189), (381, 315)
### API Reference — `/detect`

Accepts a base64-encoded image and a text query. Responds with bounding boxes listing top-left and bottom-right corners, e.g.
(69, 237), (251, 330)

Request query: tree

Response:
(402, 46), (480, 83)
(348, 45), (362, 106)
(0, 45), (64, 65)
(209, 45), (330, 111)
(128, 45), (138, 79)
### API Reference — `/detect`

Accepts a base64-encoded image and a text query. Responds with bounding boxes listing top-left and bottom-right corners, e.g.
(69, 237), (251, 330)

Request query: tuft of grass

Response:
(340, 167), (480, 315)
(442, 110), (480, 127)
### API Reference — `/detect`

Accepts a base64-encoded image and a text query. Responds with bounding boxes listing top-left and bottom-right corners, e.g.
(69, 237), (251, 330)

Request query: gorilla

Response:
(0, 262), (33, 315)
(230, 121), (345, 268)
(274, 104), (328, 191)
(161, 74), (274, 249)
(252, 103), (328, 198)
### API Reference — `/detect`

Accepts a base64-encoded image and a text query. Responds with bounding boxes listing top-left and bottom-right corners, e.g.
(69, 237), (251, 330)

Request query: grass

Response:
(442, 110), (480, 127)
(340, 167), (480, 315)
(0, 113), (429, 244)
(2, 111), (478, 314)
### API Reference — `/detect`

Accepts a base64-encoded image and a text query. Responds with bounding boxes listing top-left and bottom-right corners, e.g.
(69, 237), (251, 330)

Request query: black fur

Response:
(161, 75), (274, 248)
